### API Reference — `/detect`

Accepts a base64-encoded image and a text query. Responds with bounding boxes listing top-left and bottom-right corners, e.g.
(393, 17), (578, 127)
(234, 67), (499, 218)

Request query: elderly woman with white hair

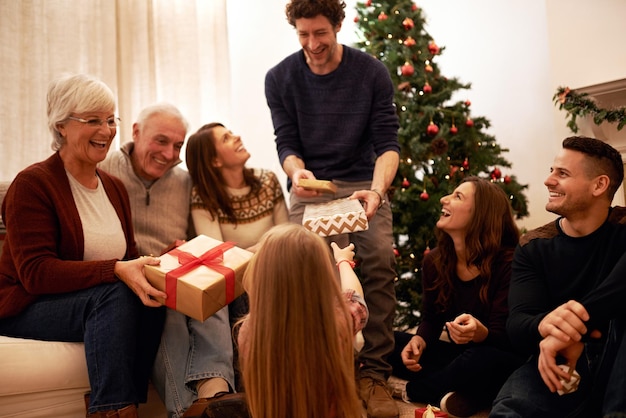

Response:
(0, 73), (166, 418)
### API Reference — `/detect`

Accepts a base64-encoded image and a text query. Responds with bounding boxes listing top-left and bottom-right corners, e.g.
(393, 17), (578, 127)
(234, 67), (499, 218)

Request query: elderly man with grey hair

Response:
(100, 103), (246, 418)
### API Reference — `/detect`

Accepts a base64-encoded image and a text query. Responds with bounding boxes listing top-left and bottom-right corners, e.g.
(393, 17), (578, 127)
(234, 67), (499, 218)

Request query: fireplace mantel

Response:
(575, 78), (626, 153)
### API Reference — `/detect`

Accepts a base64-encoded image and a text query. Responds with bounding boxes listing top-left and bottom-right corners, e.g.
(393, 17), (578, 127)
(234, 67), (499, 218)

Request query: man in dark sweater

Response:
(265, 1), (400, 417)
(491, 136), (626, 417)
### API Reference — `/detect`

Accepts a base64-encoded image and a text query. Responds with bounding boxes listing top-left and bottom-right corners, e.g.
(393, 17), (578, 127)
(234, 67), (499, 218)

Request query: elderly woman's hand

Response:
(114, 257), (167, 307)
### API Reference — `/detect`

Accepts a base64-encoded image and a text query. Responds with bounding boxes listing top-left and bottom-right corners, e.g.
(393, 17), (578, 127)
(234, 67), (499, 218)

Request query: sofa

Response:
(0, 181), (166, 417)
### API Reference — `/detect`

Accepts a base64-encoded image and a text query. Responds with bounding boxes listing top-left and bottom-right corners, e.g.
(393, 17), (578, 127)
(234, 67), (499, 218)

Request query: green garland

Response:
(553, 86), (626, 133)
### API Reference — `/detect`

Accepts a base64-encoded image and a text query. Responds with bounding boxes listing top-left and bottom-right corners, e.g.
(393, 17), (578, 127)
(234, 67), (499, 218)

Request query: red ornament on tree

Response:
(420, 190), (430, 201)
(401, 62), (415, 77)
(465, 118), (474, 127)
(423, 246), (431, 256)
(427, 41), (440, 55)
(504, 175), (512, 184)
(422, 82), (432, 94)
(425, 64), (433, 73)
(449, 124), (458, 135)
(366, 0), (372, 6)
(378, 12), (388, 20)
(465, 100), (472, 107)
(491, 167), (502, 179)
(403, 36), (416, 47)
(462, 158), (470, 170)
(426, 121), (439, 136)
(402, 18), (415, 30)
(402, 177), (410, 188)
(354, 16), (359, 23)
(393, 247), (400, 257)
(411, 4), (418, 11)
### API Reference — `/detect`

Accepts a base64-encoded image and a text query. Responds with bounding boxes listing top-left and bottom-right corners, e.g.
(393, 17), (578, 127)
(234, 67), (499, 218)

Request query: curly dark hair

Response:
(285, 0), (346, 27)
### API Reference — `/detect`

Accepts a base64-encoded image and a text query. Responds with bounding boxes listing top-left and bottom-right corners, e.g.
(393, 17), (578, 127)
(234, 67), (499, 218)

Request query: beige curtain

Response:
(0, 0), (229, 180)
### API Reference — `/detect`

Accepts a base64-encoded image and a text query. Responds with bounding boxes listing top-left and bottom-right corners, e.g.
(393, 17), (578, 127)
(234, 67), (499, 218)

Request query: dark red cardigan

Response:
(0, 152), (138, 318)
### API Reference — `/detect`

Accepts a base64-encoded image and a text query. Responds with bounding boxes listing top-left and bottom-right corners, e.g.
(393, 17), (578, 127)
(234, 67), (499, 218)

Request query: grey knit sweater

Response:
(99, 142), (192, 256)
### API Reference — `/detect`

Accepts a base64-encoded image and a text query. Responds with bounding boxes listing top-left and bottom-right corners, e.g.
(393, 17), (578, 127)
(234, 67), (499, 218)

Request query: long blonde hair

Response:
(240, 224), (362, 418)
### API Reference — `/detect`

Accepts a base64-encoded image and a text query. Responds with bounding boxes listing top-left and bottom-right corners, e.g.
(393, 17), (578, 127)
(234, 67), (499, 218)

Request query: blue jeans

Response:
(289, 179), (397, 380)
(152, 306), (235, 418)
(0, 282), (164, 413)
(602, 319), (626, 417)
(491, 321), (626, 418)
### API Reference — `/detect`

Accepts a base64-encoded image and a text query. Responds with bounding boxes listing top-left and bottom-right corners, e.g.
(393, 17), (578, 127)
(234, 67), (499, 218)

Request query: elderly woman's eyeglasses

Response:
(67, 116), (121, 129)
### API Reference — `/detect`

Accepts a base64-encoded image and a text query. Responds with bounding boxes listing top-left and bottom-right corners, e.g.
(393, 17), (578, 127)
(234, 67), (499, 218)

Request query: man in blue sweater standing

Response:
(265, 1), (400, 417)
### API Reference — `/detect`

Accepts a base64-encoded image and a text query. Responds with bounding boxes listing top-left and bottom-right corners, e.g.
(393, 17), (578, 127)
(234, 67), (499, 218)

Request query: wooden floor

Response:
(394, 399), (490, 418)
(141, 381), (490, 418)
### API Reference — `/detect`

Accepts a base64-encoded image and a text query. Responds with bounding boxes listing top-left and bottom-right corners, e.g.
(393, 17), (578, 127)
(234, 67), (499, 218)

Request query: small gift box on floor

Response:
(415, 405), (447, 418)
(144, 235), (252, 322)
(302, 198), (368, 237)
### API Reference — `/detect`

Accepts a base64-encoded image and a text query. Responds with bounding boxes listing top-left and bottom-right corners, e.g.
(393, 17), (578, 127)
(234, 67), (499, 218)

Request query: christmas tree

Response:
(353, 0), (529, 329)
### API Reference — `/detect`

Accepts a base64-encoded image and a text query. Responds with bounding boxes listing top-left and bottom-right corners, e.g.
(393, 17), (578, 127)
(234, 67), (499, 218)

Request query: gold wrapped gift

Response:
(297, 178), (338, 194)
(144, 235), (252, 321)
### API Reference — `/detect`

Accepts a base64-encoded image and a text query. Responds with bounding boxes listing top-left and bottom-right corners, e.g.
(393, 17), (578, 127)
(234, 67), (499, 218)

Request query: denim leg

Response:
(187, 306), (234, 386)
(288, 181), (396, 380)
(0, 282), (157, 413)
(153, 310), (192, 418)
(490, 356), (592, 418)
(349, 197), (396, 380)
(135, 303), (166, 404)
(153, 307), (234, 418)
(603, 320), (626, 417)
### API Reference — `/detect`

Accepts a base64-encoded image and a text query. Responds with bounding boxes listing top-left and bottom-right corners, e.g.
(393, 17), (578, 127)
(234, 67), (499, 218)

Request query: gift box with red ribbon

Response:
(144, 235), (252, 321)
(415, 405), (448, 418)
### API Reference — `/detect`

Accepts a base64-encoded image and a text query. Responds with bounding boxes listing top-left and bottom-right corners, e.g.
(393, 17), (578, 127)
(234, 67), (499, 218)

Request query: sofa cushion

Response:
(0, 336), (90, 417)
(1, 181), (9, 255)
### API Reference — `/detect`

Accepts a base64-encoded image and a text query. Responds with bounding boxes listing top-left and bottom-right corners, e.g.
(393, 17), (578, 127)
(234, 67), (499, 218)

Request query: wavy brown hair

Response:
(429, 176), (520, 310)
(240, 224), (362, 418)
(185, 123), (260, 223)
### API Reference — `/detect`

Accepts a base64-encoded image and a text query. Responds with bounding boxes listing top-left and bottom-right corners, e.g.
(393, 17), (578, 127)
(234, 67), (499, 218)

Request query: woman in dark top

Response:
(388, 176), (523, 417)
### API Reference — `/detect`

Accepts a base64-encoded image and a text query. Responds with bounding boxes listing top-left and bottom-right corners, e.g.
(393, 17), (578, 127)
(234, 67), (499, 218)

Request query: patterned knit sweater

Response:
(190, 169), (288, 249)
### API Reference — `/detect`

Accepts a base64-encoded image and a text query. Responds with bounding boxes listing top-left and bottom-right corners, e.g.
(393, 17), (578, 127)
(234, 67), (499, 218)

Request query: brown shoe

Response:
(204, 392), (249, 418)
(182, 392), (250, 418)
(182, 397), (212, 418)
(358, 377), (399, 418)
(86, 404), (138, 418)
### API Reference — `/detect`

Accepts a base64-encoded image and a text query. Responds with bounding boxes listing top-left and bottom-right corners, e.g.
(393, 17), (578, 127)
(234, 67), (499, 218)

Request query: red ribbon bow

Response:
(164, 241), (236, 311)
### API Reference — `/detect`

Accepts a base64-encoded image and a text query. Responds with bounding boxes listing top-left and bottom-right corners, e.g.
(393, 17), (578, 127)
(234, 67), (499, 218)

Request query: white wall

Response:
(226, 0), (626, 230)
(546, 0), (626, 207)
